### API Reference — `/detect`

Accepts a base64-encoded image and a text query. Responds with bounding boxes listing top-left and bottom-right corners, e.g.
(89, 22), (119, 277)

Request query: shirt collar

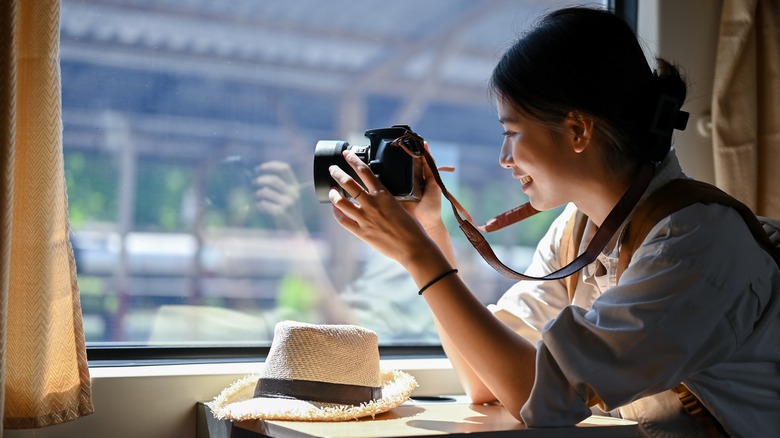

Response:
(579, 149), (687, 284)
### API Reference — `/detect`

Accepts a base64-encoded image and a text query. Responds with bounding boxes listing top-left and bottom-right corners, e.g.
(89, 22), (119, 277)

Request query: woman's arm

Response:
(424, 221), (497, 403)
(404, 241), (537, 420)
(328, 150), (537, 420)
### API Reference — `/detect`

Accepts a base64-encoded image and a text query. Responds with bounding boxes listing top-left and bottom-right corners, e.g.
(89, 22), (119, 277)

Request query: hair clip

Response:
(650, 94), (690, 137)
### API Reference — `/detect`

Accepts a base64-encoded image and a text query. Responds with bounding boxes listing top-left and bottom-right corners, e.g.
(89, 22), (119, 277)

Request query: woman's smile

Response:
(519, 175), (533, 193)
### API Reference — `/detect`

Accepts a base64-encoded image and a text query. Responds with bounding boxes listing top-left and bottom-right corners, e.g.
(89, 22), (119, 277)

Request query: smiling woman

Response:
(324, 4), (780, 436)
(7, 1), (773, 438)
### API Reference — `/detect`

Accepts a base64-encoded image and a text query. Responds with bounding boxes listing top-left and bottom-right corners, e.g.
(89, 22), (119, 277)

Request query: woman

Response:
(327, 7), (780, 437)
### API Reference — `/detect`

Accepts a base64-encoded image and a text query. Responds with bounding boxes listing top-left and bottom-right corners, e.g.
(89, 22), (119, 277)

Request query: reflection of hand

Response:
(253, 161), (305, 230)
(254, 161), (355, 323)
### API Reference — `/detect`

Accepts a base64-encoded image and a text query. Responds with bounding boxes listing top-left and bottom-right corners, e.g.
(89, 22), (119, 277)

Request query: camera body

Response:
(313, 124), (424, 203)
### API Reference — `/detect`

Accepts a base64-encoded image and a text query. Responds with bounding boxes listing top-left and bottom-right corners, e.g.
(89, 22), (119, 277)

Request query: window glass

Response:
(63, 0), (606, 347)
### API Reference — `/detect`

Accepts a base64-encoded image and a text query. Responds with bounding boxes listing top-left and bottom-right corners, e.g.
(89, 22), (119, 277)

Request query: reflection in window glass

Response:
(63, 0), (605, 346)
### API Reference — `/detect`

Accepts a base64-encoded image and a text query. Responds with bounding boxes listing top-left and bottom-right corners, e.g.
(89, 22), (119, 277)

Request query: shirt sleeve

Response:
(521, 203), (759, 427)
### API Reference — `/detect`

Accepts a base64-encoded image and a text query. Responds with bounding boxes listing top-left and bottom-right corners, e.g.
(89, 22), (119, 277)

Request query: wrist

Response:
(422, 221), (457, 266)
(418, 268), (458, 295)
(399, 240), (454, 286)
(422, 218), (447, 235)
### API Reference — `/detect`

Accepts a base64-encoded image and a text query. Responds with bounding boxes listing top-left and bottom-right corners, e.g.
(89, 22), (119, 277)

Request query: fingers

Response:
(254, 172), (300, 213)
(327, 154), (375, 224)
(328, 187), (364, 231)
(341, 151), (382, 193)
(255, 187), (292, 215)
(328, 166), (364, 200)
(255, 161), (298, 185)
(254, 174), (290, 194)
(327, 151), (382, 202)
(329, 198), (359, 229)
(253, 162), (301, 204)
(254, 162), (301, 195)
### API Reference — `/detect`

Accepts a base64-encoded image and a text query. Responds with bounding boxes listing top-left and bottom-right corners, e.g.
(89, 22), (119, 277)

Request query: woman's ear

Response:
(564, 112), (594, 153)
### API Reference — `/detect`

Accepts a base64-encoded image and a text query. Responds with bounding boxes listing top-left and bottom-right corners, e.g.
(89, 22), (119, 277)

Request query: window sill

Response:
(3, 357), (464, 438)
(88, 356), (459, 385)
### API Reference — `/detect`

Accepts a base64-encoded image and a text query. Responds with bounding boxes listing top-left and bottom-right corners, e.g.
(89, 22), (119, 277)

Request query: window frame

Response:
(86, 345), (446, 367)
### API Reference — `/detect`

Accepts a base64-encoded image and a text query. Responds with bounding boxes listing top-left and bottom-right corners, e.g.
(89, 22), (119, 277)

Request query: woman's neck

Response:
(573, 166), (635, 227)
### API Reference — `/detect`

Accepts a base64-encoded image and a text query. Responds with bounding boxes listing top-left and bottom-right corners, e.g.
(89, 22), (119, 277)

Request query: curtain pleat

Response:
(1, 0), (94, 431)
(0, 0), (16, 432)
(712, 0), (780, 218)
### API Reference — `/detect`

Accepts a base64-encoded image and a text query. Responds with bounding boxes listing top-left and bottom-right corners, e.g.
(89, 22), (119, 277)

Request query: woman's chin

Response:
(528, 198), (566, 212)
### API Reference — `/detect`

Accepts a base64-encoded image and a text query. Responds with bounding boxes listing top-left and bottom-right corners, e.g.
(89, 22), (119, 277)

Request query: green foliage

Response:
(203, 159), (261, 229)
(275, 273), (320, 322)
(134, 161), (192, 231)
(65, 151), (119, 228)
(66, 151), (195, 231)
(65, 150), (312, 233)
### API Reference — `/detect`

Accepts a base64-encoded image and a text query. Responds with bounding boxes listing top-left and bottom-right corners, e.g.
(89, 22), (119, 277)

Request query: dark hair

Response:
(489, 7), (687, 172)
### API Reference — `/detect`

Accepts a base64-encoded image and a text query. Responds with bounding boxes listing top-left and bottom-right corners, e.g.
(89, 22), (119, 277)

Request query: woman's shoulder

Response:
(633, 201), (773, 282)
(627, 169), (766, 263)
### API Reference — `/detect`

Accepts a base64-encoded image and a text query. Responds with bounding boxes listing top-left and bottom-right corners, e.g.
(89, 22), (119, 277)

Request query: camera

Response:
(313, 124), (424, 203)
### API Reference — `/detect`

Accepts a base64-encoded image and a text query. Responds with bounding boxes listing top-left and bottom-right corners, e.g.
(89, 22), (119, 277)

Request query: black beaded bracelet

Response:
(418, 269), (458, 296)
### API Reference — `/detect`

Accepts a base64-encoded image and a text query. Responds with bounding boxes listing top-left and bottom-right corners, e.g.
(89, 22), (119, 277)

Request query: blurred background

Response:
(62, 0), (603, 346)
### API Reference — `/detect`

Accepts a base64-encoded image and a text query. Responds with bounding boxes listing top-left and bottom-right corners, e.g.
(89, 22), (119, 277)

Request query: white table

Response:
(230, 398), (638, 438)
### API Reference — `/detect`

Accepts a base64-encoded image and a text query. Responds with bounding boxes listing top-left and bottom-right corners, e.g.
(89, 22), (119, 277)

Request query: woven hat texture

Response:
(263, 321), (381, 387)
(207, 320), (417, 422)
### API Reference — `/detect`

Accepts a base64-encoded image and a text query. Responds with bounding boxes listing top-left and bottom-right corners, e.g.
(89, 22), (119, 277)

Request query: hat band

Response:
(254, 378), (383, 406)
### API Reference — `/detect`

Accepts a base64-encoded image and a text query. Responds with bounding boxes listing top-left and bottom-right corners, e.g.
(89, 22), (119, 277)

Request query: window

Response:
(63, 0), (606, 354)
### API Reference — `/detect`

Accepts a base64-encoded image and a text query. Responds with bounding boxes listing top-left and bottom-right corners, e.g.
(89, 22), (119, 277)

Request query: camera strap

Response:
(391, 130), (655, 281)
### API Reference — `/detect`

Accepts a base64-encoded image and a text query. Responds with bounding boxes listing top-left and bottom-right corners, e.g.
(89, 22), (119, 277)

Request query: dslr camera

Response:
(313, 124), (424, 203)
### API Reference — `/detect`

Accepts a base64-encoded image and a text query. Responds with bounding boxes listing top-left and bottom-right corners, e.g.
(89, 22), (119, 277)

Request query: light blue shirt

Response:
(489, 151), (780, 437)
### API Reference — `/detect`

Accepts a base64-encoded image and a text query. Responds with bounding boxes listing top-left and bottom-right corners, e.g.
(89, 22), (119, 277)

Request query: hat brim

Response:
(207, 368), (418, 422)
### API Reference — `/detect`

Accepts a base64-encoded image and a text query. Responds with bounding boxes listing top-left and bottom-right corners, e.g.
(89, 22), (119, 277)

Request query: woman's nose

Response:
(498, 141), (513, 168)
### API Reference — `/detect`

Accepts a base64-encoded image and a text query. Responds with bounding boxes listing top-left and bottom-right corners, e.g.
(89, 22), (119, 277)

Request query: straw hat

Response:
(207, 320), (418, 422)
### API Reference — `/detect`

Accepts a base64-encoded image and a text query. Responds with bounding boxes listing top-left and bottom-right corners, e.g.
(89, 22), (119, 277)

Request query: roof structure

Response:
(60, 0), (604, 168)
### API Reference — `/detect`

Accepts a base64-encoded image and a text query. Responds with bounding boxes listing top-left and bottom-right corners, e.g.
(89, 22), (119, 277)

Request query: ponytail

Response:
(644, 58), (690, 162)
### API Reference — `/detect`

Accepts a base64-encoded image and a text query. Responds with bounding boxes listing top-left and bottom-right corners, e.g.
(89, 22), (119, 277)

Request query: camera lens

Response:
(312, 125), (423, 203)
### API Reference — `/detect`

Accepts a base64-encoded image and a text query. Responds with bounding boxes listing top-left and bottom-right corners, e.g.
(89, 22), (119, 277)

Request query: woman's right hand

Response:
(328, 150), (442, 269)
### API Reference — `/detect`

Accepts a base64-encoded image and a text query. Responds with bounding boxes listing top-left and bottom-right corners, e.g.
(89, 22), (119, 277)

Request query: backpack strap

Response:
(561, 178), (780, 299)
(616, 178), (780, 280)
(672, 384), (728, 437)
(560, 208), (588, 303)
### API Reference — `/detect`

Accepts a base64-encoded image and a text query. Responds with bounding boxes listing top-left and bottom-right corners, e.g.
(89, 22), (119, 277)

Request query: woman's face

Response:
(496, 97), (577, 211)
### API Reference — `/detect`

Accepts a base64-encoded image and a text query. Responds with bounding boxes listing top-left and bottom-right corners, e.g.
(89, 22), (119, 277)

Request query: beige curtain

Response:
(712, 0), (780, 218)
(0, 0), (94, 432)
